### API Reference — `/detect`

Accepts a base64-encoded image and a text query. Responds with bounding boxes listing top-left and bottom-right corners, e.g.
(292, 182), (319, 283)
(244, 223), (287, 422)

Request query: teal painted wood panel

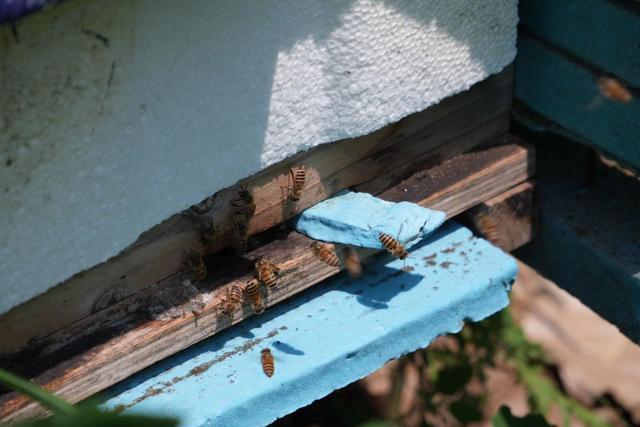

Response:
(515, 136), (640, 343)
(515, 36), (640, 169)
(520, 0), (640, 86)
(518, 215), (640, 343)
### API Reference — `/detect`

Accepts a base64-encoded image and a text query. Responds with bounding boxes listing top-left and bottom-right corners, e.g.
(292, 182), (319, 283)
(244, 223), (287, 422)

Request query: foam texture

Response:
(294, 191), (446, 248)
(0, 0), (518, 314)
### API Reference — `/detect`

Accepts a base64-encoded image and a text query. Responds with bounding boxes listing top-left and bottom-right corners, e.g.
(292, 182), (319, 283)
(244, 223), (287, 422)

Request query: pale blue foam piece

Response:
(101, 223), (517, 427)
(293, 191), (446, 249)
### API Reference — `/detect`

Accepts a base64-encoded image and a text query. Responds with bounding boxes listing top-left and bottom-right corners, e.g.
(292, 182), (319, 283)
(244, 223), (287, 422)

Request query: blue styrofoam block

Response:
(293, 191), (446, 249)
(102, 223), (516, 427)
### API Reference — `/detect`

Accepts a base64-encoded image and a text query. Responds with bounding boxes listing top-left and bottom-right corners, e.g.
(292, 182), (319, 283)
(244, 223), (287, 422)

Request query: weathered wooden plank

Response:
(515, 34), (640, 170)
(520, 0), (640, 86)
(0, 135), (533, 422)
(1, 128), (520, 366)
(379, 135), (535, 216)
(463, 182), (535, 252)
(515, 136), (640, 343)
(0, 69), (513, 355)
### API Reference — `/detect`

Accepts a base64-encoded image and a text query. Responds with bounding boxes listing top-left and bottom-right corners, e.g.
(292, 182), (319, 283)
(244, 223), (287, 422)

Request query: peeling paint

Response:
(113, 326), (287, 412)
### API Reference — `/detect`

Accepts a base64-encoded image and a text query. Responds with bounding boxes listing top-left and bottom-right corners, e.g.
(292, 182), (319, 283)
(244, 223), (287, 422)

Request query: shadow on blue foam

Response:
(98, 223), (463, 402)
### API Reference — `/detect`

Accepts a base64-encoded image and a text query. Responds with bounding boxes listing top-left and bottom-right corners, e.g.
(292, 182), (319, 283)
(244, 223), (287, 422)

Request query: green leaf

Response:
(491, 406), (551, 427)
(434, 362), (472, 395)
(0, 368), (178, 427)
(0, 369), (77, 417)
(518, 364), (610, 427)
(10, 407), (178, 427)
(357, 421), (396, 427)
(449, 395), (484, 424)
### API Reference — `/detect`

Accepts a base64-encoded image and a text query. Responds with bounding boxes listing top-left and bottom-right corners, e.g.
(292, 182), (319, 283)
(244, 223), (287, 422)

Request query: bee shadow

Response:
(99, 250), (423, 401)
(272, 340), (305, 356)
(340, 260), (422, 311)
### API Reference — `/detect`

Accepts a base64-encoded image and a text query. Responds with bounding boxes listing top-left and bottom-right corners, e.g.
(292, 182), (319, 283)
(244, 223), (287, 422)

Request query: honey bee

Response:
(474, 214), (500, 247)
(220, 285), (244, 316)
(184, 249), (207, 282)
(255, 257), (281, 288)
(231, 186), (256, 220)
(379, 232), (408, 260)
(231, 215), (249, 255)
(261, 348), (275, 377)
(244, 278), (264, 314)
(229, 187), (255, 255)
(310, 242), (340, 267)
(343, 246), (362, 277)
(229, 284), (243, 304)
(200, 218), (218, 247)
(288, 165), (307, 201)
(598, 76), (633, 103)
(187, 195), (216, 218)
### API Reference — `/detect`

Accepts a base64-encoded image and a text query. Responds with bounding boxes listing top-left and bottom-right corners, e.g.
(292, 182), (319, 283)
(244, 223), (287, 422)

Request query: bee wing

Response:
(270, 262), (282, 273)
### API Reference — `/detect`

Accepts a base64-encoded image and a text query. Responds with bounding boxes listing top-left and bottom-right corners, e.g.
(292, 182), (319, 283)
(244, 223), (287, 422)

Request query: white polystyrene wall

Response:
(0, 0), (518, 314)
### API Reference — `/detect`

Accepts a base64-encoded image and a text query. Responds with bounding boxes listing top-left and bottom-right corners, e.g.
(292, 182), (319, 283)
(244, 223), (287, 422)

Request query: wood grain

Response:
(0, 135), (533, 422)
(463, 181), (535, 252)
(0, 68), (513, 355)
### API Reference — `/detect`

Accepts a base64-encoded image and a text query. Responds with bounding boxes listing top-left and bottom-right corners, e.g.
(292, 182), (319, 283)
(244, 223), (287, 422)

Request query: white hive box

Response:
(0, 0), (517, 314)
